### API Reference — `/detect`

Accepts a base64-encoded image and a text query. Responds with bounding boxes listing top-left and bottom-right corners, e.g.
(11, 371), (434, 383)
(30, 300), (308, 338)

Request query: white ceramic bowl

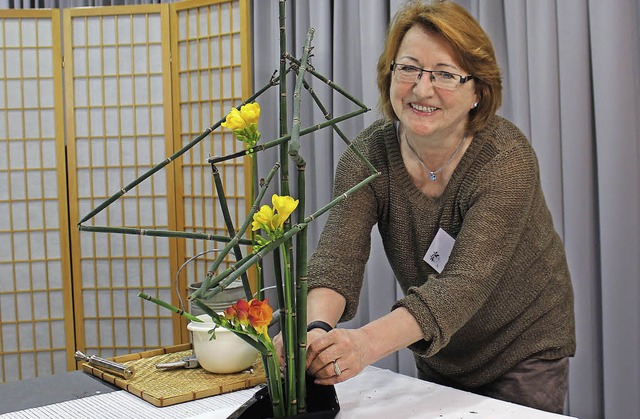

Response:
(187, 314), (259, 374)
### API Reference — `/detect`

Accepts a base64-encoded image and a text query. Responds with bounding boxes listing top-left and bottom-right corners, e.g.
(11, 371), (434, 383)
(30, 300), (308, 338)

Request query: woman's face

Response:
(390, 25), (477, 141)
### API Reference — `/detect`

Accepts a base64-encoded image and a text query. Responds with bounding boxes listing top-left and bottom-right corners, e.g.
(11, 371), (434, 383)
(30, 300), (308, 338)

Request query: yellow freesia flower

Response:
(251, 195), (298, 238)
(252, 205), (276, 231)
(221, 103), (262, 148)
(221, 108), (247, 130)
(272, 194), (299, 229)
(240, 102), (260, 124)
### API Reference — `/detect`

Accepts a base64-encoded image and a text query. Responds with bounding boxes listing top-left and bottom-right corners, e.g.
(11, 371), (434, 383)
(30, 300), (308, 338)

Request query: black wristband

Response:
(306, 320), (333, 333)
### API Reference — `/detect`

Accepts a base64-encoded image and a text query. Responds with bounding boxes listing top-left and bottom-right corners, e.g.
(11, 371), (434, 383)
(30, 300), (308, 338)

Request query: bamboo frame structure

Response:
(78, 0), (380, 415)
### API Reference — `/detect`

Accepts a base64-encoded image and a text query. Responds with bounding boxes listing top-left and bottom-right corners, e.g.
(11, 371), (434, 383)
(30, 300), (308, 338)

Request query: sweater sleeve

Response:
(394, 140), (545, 357)
(306, 134), (382, 322)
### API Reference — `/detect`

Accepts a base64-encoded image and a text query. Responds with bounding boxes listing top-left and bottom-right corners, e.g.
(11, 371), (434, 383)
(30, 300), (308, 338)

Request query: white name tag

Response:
(424, 228), (455, 273)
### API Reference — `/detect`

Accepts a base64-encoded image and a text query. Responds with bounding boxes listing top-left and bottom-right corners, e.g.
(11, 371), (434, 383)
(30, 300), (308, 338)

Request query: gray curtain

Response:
(253, 1), (640, 419)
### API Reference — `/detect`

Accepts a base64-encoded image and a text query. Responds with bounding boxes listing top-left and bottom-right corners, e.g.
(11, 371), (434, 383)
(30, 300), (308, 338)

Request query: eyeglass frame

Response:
(390, 62), (474, 89)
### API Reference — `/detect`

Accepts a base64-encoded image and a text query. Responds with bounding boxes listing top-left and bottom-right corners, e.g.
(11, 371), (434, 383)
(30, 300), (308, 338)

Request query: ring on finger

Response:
(332, 360), (341, 376)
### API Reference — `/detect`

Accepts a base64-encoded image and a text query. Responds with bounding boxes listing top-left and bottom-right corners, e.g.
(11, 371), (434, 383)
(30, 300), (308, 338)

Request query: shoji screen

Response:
(64, 0), (251, 358)
(0, 0), (251, 382)
(170, 0), (252, 341)
(0, 10), (73, 382)
(64, 5), (178, 358)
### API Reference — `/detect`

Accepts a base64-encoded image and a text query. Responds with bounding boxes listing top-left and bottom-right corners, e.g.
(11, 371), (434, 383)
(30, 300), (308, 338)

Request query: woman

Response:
(278, 0), (576, 414)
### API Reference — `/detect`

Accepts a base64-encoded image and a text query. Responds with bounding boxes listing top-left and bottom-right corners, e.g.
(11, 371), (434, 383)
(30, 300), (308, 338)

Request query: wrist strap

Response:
(306, 320), (333, 333)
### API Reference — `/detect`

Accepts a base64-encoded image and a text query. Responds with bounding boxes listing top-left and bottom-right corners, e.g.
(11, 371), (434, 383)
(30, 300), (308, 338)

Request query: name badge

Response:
(424, 228), (455, 273)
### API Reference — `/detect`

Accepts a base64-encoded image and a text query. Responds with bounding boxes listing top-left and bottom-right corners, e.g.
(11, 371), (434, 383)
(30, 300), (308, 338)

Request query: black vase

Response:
(228, 375), (340, 419)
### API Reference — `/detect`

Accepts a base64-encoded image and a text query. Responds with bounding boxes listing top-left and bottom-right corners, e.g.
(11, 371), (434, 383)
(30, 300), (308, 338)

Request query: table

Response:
(0, 366), (575, 418)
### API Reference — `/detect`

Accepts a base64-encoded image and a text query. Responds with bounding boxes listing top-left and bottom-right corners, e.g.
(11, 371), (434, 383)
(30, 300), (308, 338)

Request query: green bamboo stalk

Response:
(295, 163), (308, 414)
(138, 292), (202, 323)
(270, 245), (292, 413)
(193, 170), (380, 303)
(206, 107), (369, 165)
(211, 163), (252, 300)
(196, 223), (302, 306)
(272, 247), (286, 322)
(278, 0), (290, 200)
(286, 53), (369, 111)
(77, 225), (252, 245)
(284, 27), (314, 413)
(288, 28), (314, 162)
(251, 154), (263, 300)
(280, 243), (297, 415)
(278, 2), (293, 413)
(195, 163), (280, 299)
(196, 251), (257, 300)
(302, 79), (378, 175)
(78, 80), (275, 226)
(304, 172), (380, 223)
(264, 349), (285, 417)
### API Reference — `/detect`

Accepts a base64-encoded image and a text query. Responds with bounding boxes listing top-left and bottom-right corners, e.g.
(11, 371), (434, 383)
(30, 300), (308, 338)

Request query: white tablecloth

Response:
(0, 366), (576, 419)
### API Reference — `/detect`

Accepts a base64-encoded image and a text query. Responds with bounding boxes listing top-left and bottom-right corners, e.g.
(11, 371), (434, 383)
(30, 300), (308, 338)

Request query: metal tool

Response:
(155, 355), (200, 370)
(75, 350), (135, 380)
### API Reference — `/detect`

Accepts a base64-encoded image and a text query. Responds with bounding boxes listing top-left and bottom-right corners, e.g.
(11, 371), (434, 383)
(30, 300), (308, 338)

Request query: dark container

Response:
(228, 375), (340, 419)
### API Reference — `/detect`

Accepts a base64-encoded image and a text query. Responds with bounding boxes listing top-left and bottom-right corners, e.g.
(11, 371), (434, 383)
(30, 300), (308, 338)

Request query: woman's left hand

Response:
(305, 328), (371, 385)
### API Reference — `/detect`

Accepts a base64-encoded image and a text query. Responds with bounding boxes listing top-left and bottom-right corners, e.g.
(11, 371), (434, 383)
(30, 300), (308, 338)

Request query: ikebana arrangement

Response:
(78, 2), (379, 417)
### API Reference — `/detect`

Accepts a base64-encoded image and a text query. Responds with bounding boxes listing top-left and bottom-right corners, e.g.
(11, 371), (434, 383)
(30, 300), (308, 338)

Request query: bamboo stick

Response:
(77, 224), (252, 245)
(287, 27), (315, 413)
(191, 166), (373, 305)
(295, 164), (308, 414)
(78, 79), (275, 225)
(138, 292), (201, 323)
(278, 2), (292, 412)
(302, 78), (378, 175)
(285, 53), (369, 110)
(194, 162), (280, 299)
(211, 163), (252, 300)
(206, 107), (369, 165)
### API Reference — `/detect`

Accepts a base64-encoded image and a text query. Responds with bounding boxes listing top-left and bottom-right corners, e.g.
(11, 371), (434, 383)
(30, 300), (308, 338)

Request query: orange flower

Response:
(233, 299), (250, 326)
(225, 299), (250, 327)
(248, 298), (273, 338)
(223, 305), (237, 321)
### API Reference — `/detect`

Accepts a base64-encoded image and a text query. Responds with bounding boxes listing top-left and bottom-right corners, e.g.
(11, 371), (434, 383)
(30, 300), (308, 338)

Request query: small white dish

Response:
(187, 314), (259, 374)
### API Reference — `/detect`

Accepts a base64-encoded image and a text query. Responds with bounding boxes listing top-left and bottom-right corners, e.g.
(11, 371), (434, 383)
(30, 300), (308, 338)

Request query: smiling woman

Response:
(280, 1), (577, 415)
(389, 25), (477, 191)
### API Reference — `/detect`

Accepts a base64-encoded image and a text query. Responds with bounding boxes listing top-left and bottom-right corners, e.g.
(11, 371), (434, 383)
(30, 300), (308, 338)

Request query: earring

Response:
(473, 102), (478, 108)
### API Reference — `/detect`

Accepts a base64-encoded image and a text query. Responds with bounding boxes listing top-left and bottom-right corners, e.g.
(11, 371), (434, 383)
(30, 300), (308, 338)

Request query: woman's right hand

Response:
(273, 328), (329, 369)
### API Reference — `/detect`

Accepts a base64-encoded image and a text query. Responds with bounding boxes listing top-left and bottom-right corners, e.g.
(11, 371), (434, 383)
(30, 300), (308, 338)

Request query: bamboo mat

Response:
(80, 343), (266, 407)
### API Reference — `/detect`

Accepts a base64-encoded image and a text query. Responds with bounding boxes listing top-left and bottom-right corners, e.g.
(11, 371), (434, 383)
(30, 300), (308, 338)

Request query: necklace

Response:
(404, 132), (467, 182)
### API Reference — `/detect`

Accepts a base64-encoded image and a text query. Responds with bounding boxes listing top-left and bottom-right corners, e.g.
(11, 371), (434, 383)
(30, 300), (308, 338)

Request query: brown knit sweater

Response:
(307, 115), (576, 388)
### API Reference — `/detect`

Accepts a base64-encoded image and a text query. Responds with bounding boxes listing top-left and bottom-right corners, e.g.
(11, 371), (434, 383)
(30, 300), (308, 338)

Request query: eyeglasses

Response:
(390, 62), (473, 90)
